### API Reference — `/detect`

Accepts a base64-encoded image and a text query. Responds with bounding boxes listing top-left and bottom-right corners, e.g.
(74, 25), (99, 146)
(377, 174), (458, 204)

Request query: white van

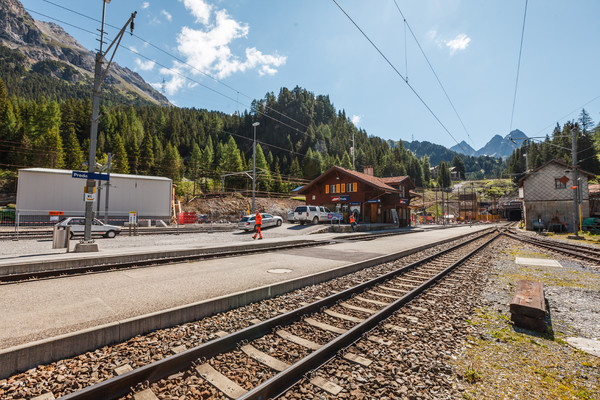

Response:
(293, 205), (332, 225)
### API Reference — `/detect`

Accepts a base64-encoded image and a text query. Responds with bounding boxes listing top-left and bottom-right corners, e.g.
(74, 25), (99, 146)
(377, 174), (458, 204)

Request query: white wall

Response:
(17, 169), (172, 218)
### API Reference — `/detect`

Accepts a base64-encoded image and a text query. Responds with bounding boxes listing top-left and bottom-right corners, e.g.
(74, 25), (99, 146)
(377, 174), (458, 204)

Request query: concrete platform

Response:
(0, 224), (493, 378)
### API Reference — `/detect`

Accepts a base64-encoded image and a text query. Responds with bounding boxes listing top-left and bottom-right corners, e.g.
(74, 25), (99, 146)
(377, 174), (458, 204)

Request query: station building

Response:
(297, 166), (416, 227)
(518, 159), (594, 231)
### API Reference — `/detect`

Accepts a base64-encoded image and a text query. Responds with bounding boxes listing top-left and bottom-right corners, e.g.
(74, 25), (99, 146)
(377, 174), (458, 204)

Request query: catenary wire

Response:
(392, 0), (477, 151)
(331, 0), (467, 155)
(509, 0), (529, 132)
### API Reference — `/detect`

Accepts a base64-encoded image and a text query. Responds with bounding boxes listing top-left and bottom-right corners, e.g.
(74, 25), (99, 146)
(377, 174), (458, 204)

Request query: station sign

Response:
(331, 195), (350, 202)
(327, 213), (343, 220)
(72, 171), (110, 181)
(367, 199), (381, 203)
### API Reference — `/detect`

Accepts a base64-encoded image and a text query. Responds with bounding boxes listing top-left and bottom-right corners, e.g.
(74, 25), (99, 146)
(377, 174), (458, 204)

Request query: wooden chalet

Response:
(297, 166), (416, 227)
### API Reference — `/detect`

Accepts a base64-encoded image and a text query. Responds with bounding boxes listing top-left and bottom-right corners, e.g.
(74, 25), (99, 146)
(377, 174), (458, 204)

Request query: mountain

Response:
(0, 0), (169, 106)
(449, 140), (476, 156)
(474, 129), (528, 158)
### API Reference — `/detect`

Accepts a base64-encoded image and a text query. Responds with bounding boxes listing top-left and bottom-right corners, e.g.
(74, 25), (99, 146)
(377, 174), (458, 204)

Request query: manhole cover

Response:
(267, 268), (293, 274)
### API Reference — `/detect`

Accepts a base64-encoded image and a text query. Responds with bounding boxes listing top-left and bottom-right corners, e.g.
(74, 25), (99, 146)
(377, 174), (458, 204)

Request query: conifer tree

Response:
(63, 127), (83, 170)
(112, 133), (130, 174)
(139, 133), (154, 174)
(126, 136), (140, 174)
(161, 142), (182, 181)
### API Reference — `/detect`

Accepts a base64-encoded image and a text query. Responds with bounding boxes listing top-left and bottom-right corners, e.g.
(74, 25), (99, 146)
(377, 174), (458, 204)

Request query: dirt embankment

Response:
(182, 195), (304, 222)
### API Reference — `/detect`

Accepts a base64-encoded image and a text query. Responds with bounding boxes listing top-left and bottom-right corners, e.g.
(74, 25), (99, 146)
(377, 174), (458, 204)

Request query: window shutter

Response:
(325, 185), (329, 194)
(336, 184), (340, 193)
(353, 182), (357, 192)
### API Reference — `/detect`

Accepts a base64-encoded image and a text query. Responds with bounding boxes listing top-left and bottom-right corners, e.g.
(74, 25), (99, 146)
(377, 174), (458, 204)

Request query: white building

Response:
(16, 168), (172, 224)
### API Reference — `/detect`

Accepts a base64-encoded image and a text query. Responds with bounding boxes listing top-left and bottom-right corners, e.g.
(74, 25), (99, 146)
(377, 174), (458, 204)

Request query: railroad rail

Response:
(504, 230), (600, 264)
(51, 228), (500, 400)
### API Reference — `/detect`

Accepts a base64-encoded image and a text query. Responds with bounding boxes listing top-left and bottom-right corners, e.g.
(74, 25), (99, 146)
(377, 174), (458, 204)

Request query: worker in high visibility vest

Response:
(349, 213), (356, 232)
(253, 212), (263, 240)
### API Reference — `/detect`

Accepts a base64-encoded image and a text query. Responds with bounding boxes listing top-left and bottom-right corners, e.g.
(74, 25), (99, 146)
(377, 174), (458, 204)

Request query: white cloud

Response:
(168, 5), (286, 85)
(161, 10), (172, 22)
(428, 30), (471, 55)
(351, 115), (361, 126)
(135, 58), (156, 71)
(445, 33), (470, 54)
(141, 2), (150, 9)
(180, 0), (212, 25)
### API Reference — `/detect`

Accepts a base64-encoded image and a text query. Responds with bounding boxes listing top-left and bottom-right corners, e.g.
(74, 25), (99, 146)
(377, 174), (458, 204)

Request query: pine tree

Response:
(63, 127), (83, 170)
(126, 137), (140, 174)
(451, 155), (466, 180)
(112, 133), (130, 174)
(161, 142), (182, 181)
(139, 133), (154, 174)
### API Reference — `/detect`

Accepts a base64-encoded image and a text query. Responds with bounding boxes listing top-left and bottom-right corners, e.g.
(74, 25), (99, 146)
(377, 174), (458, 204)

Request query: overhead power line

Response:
(331, 0), (468, 155)
(509, 0), (529, 132)
(392, 0), (477, 151)
(40, 0), (311, 132)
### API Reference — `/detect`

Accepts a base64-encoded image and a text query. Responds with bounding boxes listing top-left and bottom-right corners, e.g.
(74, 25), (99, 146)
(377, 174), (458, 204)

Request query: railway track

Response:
(34, 228), (499, 400)
(504, 230), (600, 264)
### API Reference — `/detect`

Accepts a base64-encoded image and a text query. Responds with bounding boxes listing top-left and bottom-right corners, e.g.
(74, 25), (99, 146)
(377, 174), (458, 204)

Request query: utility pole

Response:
(571, 127), (579, 235)
(76, 2), (136, 252)
(104, 153), (112, 224)
(252, 122), (260, 214)
(351, 130), (355, 170)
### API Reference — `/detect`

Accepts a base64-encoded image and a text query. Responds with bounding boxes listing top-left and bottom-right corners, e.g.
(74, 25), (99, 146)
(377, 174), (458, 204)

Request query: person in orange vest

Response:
(253, 212), (263, 240)
(349, 212), (356, 232)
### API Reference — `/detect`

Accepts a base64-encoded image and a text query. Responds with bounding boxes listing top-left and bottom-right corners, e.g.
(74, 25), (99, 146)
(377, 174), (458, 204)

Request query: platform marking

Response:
(305, 317), (348, 334)
(241, 344), (290, 372)
(276, 329), (321, 350)
(310, 376), (343, 395)
(267, 268), (293, 274)
(196, 363), (248, 399)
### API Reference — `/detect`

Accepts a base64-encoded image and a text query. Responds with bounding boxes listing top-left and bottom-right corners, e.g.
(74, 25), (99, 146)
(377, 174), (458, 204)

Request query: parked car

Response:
(293, 205), (332, 225)
(237, 213), (283, 231)
(55, 217), (122, 238)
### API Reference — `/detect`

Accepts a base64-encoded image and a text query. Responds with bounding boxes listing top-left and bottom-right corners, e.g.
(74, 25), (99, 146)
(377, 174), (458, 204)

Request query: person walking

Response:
(253, 212), (263, 240)
(349, 212), (356, 232)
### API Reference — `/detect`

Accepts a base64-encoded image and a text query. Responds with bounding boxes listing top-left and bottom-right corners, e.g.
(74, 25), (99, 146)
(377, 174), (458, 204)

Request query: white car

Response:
(293, 205), (332, 225)
(237, 214), (283, 231)
(55, 217), (122, 238)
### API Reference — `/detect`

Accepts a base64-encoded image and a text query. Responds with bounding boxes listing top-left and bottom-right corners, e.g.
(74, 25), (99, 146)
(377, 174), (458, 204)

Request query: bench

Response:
(509, 280), (547, 332)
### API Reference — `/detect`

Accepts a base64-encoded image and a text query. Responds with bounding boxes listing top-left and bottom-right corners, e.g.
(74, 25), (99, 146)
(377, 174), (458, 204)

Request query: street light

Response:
(252, 122), (260, 214)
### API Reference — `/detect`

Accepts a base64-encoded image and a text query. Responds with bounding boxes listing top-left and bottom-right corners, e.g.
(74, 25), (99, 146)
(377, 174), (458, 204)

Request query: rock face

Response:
(0, 0), (169, 106)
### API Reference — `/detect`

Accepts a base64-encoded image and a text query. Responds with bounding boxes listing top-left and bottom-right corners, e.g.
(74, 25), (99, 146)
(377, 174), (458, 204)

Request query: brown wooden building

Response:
(297, 166), (416, 226)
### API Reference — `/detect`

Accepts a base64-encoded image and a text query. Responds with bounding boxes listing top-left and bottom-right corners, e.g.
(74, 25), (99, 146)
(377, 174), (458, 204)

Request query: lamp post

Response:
(252, 122), (260, 214)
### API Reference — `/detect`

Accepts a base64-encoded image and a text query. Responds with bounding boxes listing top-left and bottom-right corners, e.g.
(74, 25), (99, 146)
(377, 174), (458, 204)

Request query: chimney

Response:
(363, 166), (373, 176)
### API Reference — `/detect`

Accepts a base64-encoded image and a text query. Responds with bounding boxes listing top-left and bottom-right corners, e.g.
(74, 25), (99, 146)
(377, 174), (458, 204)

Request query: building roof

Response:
(517, 159), (596, 187)
(19, 168), (172, 182)
(297, 166), (414, 195)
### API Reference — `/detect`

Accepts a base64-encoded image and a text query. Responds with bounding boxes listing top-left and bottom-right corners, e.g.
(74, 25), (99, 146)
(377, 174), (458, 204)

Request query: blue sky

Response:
(19, 0), (600, 150)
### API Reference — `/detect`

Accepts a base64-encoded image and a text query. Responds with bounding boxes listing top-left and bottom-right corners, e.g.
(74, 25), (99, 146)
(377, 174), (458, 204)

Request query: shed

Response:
(16, 168), (172, 224)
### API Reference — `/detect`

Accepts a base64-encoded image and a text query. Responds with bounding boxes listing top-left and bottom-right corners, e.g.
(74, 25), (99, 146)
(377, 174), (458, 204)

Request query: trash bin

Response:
(52, 226), (70, 250)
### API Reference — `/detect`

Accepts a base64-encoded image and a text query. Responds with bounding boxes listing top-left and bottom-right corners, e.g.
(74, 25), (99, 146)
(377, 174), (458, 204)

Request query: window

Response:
(330, 184), (337, 193)
(346, 183), (354, 192)
(555, 178), (566, 189)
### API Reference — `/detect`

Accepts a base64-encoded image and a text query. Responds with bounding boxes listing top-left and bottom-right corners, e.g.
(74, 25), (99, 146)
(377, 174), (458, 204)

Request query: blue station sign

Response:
(328, 213), (344, 220)
(72, 171), (110, 181)
(331, 195), (350, 202)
